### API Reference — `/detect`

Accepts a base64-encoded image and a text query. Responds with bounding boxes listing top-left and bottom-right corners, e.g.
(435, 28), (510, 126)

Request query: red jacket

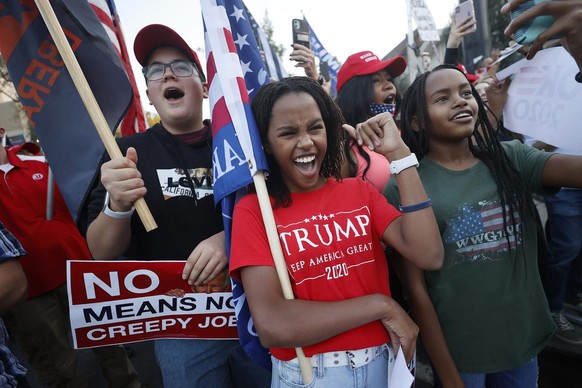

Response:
(0, 151), (91, 298)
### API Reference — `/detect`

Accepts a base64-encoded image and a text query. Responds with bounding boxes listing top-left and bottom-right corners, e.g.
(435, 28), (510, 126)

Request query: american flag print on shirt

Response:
(443, 202), (522, 261)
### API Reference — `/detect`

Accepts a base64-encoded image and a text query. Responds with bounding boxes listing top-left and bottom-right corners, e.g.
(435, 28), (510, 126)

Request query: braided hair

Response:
(251, 76), (345, 207)
(399, 64), (534, 245)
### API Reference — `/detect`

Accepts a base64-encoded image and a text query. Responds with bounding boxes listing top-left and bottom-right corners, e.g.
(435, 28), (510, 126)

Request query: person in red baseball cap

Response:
(336, 51), (406, 93)
(133, 24), (206, 82)
(456, 63), (480, 84)
(85, 24), (271, 387)
(335, 51), (407, 192)
(7, 142), (42, 157)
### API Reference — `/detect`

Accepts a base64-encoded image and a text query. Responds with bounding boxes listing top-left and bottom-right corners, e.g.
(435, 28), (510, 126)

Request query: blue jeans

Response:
(458, 357), (538, 388)
(155, 339), (236, 388)
(155, 338), (270, 388)
(542, 188), (582, 312)
(271, 345), (395, 388)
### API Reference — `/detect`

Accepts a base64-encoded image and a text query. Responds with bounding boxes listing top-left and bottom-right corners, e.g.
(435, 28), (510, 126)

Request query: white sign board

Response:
(503, 47), (582, 152)
(410, 0), (440, 41)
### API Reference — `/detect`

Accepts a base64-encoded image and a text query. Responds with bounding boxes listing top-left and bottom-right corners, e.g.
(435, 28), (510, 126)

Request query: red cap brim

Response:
(336, 53), (407, 92)
(8, 142), (41, 155)
(134, 24), (205, 81)
(370, 56), (407, 79)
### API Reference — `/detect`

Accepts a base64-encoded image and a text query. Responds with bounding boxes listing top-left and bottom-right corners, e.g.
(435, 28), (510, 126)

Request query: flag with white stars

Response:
(201, 0), (271, 370)
(245, 2), (287, 81)
(305, 17), (341, 96)
(444, 203), (521, 258)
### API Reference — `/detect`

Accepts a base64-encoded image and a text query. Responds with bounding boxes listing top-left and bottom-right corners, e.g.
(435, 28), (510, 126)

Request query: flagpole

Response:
(34, 0), (157, 231)
(200, 0), (311, 380)
(46, 165), (54, 221)
(252, 171), (314, 383)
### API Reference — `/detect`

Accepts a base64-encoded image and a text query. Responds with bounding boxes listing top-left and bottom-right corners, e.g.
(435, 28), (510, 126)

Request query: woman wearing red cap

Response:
(335, 51), (407, 193)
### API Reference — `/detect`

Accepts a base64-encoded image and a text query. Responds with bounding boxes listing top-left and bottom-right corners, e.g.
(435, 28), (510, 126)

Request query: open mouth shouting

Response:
(294, 154), (317, 173)
(384, 94), (396, 105)
(164, 87), (185, 101)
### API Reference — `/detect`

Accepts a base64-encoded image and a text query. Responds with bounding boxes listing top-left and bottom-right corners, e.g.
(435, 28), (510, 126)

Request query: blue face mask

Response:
(368, 103), (395, 116)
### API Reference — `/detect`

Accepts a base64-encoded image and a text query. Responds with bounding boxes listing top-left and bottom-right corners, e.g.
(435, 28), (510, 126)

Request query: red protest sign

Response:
(67, 260), (237, 348)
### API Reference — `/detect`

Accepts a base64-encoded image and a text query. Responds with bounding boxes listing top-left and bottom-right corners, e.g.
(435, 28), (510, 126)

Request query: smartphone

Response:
(292, 18), (310, 49)
(509, 0), (560, 45)
(319, 61), (330, 82)
(455, 1), (477, 32)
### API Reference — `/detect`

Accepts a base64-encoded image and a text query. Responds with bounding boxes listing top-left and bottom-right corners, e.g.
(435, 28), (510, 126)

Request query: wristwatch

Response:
(389, 153), (419, 175)
(102, 192), (135, 220)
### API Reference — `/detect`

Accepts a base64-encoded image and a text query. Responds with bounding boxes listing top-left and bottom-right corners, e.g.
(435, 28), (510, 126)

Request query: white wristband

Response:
(389, 153), (419, 175)
(102, 192), (135, 220)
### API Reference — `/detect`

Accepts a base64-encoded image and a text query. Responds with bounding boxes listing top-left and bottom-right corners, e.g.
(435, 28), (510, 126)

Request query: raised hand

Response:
(344, 112), (408, 160)
(502, 0), (582, 70)
(447, 14), (477, 49)
(290, 43), (319, 80)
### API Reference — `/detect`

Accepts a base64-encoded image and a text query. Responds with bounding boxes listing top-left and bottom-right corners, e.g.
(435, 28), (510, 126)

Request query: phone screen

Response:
(319, 62), (330, 81)
(292, 19), (310, 49)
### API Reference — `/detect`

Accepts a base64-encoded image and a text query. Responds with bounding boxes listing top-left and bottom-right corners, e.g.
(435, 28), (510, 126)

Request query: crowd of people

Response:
(2, 0), (582, 387)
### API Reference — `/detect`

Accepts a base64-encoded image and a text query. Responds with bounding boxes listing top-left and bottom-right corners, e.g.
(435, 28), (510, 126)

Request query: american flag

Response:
(306, 17), (341, 96)
(444, 204), (521, 255)
(88, 0), (146, 136)
(201, 0), (271, 369)
(244, 3), (287, 81)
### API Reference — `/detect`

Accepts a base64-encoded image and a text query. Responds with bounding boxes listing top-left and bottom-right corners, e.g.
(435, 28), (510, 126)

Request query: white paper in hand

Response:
(388, 346), (414, 388)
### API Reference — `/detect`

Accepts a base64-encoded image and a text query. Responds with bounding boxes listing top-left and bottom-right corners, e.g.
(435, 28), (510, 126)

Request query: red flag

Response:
(89, 0), (146, 136)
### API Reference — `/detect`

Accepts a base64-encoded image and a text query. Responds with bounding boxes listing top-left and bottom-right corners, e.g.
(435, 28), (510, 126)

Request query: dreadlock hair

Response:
(399, 64), (535, 247)
(335, 75), (374, 179)
(251, 76), (345, 208)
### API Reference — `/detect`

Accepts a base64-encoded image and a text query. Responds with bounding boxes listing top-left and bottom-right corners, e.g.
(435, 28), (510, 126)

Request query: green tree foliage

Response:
(488, 0), (510, 52)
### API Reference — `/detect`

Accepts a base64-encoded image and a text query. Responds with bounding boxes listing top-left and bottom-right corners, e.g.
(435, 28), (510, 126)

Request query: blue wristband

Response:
(399, 199), (432, 213)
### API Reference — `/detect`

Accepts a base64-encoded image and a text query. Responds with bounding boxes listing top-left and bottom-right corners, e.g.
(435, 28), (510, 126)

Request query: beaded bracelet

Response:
(399, 199), (432, 213)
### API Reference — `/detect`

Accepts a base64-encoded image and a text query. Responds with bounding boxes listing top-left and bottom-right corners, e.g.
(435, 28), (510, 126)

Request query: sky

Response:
(114, 0), (459, 116)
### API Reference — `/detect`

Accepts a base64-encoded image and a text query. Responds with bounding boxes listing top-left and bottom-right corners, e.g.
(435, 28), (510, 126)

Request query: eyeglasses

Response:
(142, 60), (198, 81)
